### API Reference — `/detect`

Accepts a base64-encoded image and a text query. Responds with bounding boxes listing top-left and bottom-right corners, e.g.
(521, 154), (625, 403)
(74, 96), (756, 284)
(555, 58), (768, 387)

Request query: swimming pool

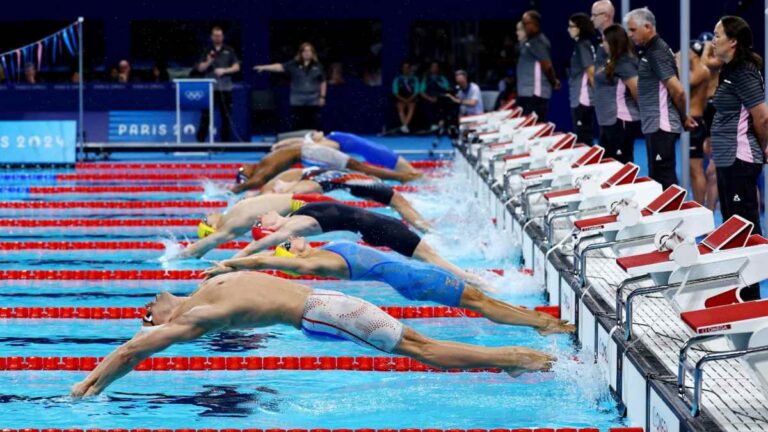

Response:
(0, 152), (627, 430)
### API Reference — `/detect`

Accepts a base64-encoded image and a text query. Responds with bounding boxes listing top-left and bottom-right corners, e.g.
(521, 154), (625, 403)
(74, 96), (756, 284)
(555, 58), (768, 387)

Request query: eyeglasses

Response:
(591, 12), (607, 18)
(281, 240), (292, 251)
(568, 24), (578, 28)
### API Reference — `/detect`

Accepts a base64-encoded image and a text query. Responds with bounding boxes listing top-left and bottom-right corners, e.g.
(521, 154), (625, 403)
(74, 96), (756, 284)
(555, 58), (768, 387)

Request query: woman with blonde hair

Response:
(255, 42), (327, 130)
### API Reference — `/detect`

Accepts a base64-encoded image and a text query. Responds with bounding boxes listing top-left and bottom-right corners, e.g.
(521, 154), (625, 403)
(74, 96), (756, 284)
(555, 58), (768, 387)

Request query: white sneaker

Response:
(400, 125), (410, 133)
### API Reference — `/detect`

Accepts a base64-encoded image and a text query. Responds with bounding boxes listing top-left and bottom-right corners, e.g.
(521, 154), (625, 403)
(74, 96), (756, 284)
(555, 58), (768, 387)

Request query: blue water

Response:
(0, 147), (625, 429)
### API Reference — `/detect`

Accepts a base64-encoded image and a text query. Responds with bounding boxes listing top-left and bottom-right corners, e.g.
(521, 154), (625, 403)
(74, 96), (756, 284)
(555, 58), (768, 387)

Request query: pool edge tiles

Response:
(457, 145), (730, 432)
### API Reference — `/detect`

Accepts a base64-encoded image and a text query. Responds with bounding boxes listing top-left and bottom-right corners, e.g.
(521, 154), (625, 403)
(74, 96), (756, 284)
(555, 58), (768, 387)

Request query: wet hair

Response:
(570, 12), (596, 40)
(719, 16), (763, 69)
(603, 24), (636, 82)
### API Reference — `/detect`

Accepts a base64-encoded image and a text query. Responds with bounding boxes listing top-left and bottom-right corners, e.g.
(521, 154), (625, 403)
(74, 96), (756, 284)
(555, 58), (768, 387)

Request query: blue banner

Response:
(108, 110), (214, 143)
(178, 81), (212, 110)
(0, 120), (76, 163)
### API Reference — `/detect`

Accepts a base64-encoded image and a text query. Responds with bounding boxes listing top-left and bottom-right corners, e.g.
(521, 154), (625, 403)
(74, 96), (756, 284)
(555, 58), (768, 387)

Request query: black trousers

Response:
(716, 158), (763, 300)
(197, 90), (233, 142)
(516, 96), (549, 121)
(644, 130), (679, 190)
(291, 105), (322, 131)
(716, 158), (763, 235)
(599, 120), (639, 164)
(571, 104), (595, 146)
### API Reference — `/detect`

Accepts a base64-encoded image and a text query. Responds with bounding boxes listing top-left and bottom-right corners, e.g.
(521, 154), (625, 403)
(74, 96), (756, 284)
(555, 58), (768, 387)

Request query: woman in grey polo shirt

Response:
(567, 13), (596, 146)
(593, 24), (640, 163)
(710, 16), (768, 242)
(255, 42), (327, 131)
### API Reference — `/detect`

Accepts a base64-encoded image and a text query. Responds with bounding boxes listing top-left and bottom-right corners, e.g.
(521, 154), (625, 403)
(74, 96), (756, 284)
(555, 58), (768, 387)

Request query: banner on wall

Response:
(108, 111), (217, 143)
(0, 120), (76, 163)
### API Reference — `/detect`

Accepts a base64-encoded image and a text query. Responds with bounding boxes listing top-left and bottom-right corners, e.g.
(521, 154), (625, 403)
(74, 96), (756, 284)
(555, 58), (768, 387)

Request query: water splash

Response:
(201, 179), (237, 204)
(550, 342), (615, 409)
(479, 267), (543, 299)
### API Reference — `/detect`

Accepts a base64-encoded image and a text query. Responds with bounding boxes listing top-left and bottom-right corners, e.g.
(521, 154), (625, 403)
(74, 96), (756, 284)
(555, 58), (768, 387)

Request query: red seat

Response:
(574, 214), (619, 230)
(543, 187), (579, 200)
(682, 299), (768, 333)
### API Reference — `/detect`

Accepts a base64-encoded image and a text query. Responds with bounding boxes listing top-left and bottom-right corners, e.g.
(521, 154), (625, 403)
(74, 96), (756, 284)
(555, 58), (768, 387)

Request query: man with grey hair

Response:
(591, 0), (615, 35)
(625, 7), (696, 189)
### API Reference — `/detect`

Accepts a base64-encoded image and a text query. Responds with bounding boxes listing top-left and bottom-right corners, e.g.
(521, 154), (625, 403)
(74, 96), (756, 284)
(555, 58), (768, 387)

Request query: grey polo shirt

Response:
(197, 44), (240, 91)
(637, 35), (682, 135)
(568, 38), (595, 108)
(282, 60), (326, 107)
(711, 61), (766, 167)
(517, 33), (553, 99)
(593, 53), (640, 126)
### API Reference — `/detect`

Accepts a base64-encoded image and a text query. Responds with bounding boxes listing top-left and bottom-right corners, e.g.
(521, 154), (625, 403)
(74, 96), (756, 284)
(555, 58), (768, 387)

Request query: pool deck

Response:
(457, 142), (768, 432)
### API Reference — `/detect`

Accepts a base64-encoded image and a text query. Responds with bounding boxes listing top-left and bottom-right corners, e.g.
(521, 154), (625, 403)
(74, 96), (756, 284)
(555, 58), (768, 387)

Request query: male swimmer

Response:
(70, 272), (555, 397)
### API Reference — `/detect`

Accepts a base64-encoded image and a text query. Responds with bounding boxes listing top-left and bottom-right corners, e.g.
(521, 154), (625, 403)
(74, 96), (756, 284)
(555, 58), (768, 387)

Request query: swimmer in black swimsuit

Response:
(233, 201), (491, 290)
(260, 167), (431, 232)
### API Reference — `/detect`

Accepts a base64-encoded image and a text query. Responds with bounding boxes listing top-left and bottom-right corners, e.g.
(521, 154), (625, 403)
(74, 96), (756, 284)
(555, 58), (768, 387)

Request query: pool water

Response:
(0, 150), (626, 429)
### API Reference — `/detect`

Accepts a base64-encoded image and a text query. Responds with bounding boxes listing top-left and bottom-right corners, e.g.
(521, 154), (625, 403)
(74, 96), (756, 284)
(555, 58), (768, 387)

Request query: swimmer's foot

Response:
(505, 348), (556, 377)
(536, 318), (576, 336)
(400, 171), (423, 183)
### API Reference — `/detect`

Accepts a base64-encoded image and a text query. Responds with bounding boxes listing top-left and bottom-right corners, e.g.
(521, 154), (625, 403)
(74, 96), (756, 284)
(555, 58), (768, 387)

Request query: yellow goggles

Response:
(197, 220), (216, 239)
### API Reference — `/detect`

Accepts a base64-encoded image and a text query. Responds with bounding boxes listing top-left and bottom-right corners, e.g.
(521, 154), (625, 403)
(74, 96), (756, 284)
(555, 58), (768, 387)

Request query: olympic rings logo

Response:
(184, 91), (205, 101)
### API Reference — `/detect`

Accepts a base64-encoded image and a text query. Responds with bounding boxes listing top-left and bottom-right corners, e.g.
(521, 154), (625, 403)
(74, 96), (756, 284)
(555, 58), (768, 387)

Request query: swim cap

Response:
(698, 32), (714, 43)
(690, 40), (704, 57)
(251, 221), (274, 240)
(274, 241), (296, 258)
(198, 220), (216, 239)
(139, 323), (166, 334)
(236, 167), (248, 185)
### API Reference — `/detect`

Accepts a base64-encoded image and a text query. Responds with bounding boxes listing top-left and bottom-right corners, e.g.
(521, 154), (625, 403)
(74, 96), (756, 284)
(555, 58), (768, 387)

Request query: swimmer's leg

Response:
(395, 156), (423, 177)
(393, 327), (555, 377)
(347, 158), (420, 183)
(389, 191), (431, 232)
(411, 240), (491, 291)
(459, 286), (575, 335)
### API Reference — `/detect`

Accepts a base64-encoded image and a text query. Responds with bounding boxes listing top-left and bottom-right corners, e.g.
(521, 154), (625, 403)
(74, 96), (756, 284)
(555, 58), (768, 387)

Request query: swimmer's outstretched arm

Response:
(231, 229), (293, 259)
(176, 221), (250, 259)
(232, 217), (318, 259)
(203, 254), (332, 279)
(70, 313), (215, 397)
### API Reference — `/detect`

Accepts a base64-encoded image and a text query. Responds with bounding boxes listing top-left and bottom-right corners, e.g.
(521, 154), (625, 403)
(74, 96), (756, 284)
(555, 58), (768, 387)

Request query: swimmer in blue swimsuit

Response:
(204, 238), (574, 335)
(270, 130), (422, 177)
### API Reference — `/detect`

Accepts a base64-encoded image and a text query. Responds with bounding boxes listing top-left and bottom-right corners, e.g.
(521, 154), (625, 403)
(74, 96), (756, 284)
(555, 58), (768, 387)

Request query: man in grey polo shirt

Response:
(195, 26), (241, 142)
(625, 8), (695, 189)
(516, 10), (560, 120)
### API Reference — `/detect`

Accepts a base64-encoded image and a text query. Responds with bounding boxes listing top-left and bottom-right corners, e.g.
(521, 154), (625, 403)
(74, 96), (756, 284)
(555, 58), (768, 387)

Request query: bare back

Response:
(223, 194), (294, 227)
(174, 272), (311, 330)
(690, 63), (710, 117)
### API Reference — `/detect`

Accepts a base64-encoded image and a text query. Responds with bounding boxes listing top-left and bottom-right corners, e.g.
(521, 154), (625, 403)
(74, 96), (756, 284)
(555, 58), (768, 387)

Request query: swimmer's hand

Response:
(202, 261), (236, 279)
(70, 379), (98, 398)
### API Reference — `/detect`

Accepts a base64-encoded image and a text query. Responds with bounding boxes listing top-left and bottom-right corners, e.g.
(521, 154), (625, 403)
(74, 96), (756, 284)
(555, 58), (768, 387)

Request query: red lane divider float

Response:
(0, 355), (523, 373)
(0, 269), (506, 281)
(0, 305), (557, 320)
(28, 185), (420, 194)
(73, 160), (452, 170)
(0, 428), (644, 432)
(0, 200), (382, 210)
(0, 240), (333, 250)
(0, 219), (197, 228)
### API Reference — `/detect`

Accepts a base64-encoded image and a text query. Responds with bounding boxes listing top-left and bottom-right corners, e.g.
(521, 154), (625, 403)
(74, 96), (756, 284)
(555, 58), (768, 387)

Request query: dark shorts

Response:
(689, 116), (707, 159)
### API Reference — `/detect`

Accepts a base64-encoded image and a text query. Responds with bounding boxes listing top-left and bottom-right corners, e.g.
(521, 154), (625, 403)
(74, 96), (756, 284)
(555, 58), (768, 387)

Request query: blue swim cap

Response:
(698, 32), (714, 43)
